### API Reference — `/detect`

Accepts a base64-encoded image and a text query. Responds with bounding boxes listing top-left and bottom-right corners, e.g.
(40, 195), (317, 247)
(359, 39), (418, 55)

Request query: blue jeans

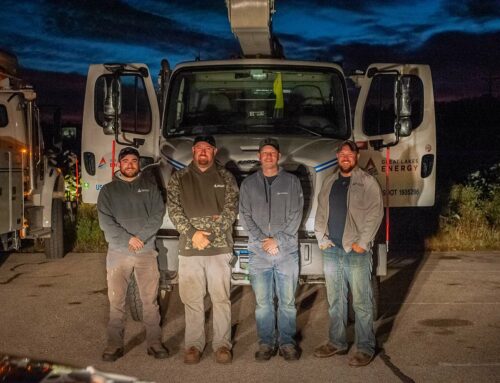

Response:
(249, 251), (299, 347)
(322, 246), (375, 355)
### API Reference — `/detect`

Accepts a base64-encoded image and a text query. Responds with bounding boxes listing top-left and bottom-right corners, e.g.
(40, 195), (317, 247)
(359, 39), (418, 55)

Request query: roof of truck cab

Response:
(172, 58), (345, 73)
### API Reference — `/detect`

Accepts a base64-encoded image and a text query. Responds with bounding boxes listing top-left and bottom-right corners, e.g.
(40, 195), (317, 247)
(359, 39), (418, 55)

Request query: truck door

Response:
(81, 64), (160, 203)
(352, 64), (436, 207)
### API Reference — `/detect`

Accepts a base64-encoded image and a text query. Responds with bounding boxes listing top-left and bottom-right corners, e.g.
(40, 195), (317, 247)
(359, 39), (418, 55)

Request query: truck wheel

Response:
(348, 277), (380, 322)
(44, 199), (65, 259)
(127, 274), (170, 323)
(127, 274), (143, 322)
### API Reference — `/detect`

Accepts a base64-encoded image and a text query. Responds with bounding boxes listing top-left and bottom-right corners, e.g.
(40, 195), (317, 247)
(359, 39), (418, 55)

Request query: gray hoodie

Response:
(97, 172), (165, 253)
(315, 166), (383, 253)
(239, 168), (304, 256)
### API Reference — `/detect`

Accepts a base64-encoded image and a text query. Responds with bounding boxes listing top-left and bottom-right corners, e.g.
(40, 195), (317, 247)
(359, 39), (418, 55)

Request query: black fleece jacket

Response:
(97, 173), (165, 253)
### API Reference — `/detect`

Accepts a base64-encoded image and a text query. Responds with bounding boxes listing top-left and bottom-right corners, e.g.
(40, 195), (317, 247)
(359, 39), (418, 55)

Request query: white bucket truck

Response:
(0, 50), (66, 258)
(81, 0), (436, 317)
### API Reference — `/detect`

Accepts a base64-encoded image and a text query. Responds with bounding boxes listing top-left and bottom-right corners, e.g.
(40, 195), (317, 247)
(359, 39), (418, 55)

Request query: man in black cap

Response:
(97, 146), (168, 361)
(239, 137), (304, 361)
(167, 135), (238, 364)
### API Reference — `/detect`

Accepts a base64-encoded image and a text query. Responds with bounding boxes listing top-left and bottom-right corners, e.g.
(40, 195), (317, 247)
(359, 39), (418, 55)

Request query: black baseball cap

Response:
(118, 147), (140, 161)
(258, 137), (280, 152)
(337, 140), (359, 153)
(193, 135), (216, 148)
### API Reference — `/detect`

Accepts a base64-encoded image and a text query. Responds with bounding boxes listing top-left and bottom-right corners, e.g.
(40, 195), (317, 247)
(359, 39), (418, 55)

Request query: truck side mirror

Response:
(394, 75), (412, 137)
(102, 76), (121, 135)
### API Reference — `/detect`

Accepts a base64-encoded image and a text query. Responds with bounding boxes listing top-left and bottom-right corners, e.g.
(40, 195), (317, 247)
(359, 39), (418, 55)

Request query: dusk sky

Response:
(1, 0), (500, 119)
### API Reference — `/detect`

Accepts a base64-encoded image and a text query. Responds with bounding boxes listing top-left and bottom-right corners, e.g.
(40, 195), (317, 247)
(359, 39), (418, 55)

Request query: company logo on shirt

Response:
(276, 192), (289, 195)
(137, 188), (150, 193)
(213, 184), (225, 188)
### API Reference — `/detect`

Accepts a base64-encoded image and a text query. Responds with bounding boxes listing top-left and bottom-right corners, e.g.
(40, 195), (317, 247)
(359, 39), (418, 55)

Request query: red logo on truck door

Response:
(98, 157), (106, 169)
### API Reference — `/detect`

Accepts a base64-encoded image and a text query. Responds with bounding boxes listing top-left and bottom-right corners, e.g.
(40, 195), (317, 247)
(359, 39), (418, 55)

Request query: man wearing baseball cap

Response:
(239, 137), (304, 361)
(97, 146), (168, 361)
(314, 140), (383, 366)
(167, 135), (238, 364)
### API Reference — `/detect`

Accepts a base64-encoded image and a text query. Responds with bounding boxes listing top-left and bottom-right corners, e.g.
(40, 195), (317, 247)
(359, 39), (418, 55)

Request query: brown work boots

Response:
(183, 346), (232, 364)
(314, 343), (374, 367)
(183, 346), (202, 364)
(214, 346), (232, 364)
(313, 343), (348, 358)
(348, 351), (374, 367)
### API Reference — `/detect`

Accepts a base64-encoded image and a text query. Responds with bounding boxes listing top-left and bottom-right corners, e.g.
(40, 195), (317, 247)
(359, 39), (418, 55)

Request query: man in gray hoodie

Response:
(239, 138), (304, 362)
(314, 140), (383, 367)
(97, 147), (167, 362)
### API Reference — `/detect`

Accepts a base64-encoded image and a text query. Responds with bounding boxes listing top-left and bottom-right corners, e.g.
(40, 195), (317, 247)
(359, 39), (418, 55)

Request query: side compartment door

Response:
(353, 63), (436, 207)
(81, 64), (160, 203)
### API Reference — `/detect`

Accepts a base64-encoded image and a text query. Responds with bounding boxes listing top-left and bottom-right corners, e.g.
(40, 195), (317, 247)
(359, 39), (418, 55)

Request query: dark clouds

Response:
(444, 0), (500, 20)
(44, 0), (234, 52)
(283, 0), (401, 13)
(142, 0), (228, 13)
(1, 0), (499, 101)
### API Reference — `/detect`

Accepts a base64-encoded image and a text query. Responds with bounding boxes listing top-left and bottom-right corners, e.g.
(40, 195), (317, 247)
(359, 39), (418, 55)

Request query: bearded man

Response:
(313, 140), (383, 367)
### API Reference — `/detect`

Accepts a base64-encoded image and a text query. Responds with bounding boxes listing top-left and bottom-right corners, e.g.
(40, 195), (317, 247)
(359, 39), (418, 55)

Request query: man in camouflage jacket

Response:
(167, 135), (238, 365)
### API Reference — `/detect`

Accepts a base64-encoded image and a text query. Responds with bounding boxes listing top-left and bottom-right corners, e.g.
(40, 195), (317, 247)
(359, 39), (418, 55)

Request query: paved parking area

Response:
(0, 250), (499, 382)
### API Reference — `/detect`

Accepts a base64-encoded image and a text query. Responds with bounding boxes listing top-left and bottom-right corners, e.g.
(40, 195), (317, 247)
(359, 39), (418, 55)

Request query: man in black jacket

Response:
(97, 147), (168, 361)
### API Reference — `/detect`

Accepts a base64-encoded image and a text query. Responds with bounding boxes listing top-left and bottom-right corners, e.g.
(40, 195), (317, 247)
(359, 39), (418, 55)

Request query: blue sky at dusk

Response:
(1, 0), (499, 110)
(2, 0), (499, 72)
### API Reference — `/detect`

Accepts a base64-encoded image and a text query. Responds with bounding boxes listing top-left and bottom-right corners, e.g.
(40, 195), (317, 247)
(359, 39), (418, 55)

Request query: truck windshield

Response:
(164, 66), (349, 139)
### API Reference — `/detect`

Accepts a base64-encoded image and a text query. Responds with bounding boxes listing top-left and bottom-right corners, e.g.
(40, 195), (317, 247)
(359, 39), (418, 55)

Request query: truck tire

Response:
(348, 277), (380, 322)
(127, 274), (170, 323)
(44, 199), (64, 259)
(127, 274), (143, 322)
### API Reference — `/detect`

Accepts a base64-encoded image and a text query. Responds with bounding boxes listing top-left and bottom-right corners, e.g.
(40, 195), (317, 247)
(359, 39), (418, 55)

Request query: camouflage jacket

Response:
(167, 162), (238, 256)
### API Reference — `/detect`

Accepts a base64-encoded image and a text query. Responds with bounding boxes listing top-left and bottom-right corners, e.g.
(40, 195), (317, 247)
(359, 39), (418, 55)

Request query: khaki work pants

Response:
(179, 253), (232, 351)
(106, 248), (162, 348)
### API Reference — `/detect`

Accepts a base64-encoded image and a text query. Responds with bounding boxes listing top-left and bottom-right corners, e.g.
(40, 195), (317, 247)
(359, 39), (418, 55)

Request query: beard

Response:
(121, 167), (139, 178)
(339, 163), (355, 174)
(197, 157), (209, 165)
(196, 155), (213, 167)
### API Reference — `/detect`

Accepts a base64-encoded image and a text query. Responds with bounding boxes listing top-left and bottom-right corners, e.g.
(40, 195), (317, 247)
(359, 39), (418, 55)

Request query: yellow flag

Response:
(273, 72), (284, 110)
